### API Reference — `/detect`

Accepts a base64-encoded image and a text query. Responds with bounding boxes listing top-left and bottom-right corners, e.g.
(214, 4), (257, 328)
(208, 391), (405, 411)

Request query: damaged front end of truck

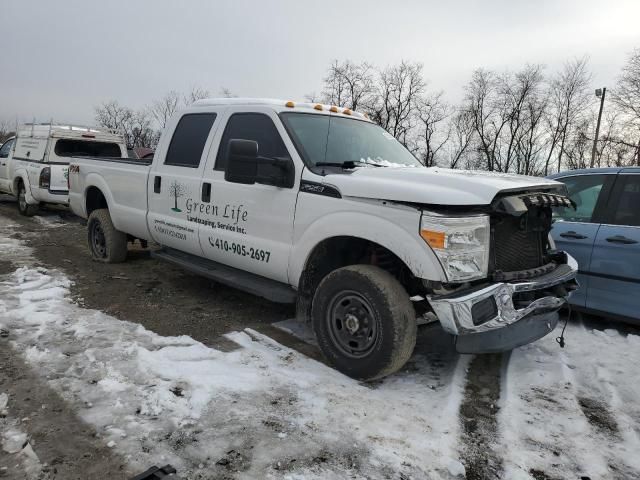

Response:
(424, 191), (579, 353)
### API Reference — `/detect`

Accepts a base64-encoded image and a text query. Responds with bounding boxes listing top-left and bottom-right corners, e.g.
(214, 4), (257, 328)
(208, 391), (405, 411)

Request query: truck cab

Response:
(0, 123), (126, 216)
(69, 98), (578, 381)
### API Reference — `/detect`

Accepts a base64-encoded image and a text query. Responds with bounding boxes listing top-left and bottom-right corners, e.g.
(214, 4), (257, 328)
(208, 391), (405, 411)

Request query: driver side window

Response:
(215, 113), (289, 172)
(553, 174), (607, 223)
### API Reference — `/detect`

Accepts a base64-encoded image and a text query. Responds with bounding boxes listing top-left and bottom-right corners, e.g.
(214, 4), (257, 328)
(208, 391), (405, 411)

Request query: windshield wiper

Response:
(315, 161), (384, 169)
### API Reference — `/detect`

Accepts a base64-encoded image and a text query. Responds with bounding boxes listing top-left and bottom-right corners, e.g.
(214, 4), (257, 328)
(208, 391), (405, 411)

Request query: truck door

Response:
(147, 112), (219, 256)
(199, 109), (300, 284)
(587, 173), (640, 320)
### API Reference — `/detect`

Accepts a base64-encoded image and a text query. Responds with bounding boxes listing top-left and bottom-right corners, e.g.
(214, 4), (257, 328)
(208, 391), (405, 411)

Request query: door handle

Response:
(560, 231), (588, 240)
(154, 176), (161, 193)
(606, 235), (638, 245)
(201, 182), (211, 202)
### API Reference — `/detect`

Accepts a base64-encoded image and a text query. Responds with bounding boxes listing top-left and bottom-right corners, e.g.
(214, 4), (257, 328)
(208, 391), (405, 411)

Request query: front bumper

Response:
(427, 253), (578, 353)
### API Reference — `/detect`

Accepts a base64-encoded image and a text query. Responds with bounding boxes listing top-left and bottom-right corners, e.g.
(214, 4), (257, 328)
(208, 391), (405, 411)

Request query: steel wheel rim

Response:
(91, 221), (107, 258)
(326, 290), (378, 358)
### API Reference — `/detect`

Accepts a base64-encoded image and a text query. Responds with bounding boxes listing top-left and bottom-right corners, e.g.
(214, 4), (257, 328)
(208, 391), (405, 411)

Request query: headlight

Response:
(420, 214), (490, 282)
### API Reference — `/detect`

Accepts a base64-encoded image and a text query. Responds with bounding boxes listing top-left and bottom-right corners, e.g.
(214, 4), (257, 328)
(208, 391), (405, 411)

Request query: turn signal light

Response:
(420, 229), (446, 249)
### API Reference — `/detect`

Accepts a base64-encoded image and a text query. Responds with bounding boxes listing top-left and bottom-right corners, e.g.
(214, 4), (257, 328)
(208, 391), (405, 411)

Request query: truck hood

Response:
(318, 167), (563, 206)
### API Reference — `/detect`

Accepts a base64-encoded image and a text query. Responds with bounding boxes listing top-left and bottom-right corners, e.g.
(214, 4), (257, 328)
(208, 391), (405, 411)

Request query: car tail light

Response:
(39, 167), (51, 189)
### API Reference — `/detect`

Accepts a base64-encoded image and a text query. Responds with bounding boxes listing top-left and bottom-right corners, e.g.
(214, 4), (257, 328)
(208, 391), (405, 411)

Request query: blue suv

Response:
(548, 167), (640, 323)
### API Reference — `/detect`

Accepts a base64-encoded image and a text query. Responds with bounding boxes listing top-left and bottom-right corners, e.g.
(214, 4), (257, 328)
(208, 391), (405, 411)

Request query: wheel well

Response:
(13, 176), (24, 193)
(296, 236), (421, 322)
(86, 186), (108, 216)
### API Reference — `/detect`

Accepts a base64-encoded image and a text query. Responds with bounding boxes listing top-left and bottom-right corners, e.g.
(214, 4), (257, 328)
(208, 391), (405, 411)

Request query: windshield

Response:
(280, 112), (422, 168)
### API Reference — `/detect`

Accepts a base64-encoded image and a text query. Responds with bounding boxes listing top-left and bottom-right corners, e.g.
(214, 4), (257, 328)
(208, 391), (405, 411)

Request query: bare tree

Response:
(543, 57), (593, 174)
(416, 92), (450, 166)
(321, 60), (375, 111)
(128, 110), (159, 149)
(611, 48), (640, 165)
(446, 109), (474, 169)
(150, 90), (180, 129)
(464, 69), (511, 171)
(0, 119), (15, 143)
(95, 100), (158, 149)
(369, 61), (426, 146)
(219, 87), (237, 98)
(183, 86), (210, 106)
(611, 48), (640, 123)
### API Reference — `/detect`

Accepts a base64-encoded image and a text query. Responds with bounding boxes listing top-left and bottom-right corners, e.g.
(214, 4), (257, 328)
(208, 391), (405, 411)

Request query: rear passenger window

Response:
(611, 176), (640, 227)
(215, 113), (289, 171)
(55, 139), (121, 158)
(165, 113), (216, 168)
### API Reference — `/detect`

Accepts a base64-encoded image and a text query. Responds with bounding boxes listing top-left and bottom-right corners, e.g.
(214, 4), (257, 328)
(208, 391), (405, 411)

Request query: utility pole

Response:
(590, 87), (606, 168)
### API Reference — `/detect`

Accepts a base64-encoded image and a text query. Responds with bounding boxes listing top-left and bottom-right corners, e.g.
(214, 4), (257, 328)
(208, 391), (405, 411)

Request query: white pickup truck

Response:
(0, 123), (126, 215)
(69, 98), (578, 380)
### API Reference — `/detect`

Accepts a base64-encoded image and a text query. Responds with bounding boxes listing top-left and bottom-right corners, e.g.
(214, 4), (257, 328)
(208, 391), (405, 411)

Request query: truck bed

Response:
(68, 156), (152, 241)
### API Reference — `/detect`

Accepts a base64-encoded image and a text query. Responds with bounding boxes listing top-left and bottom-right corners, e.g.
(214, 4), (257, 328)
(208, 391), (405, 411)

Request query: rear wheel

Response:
(16, 182), (39, 216)
(311, 265), (417, 381)
(87, 209), (127, 263)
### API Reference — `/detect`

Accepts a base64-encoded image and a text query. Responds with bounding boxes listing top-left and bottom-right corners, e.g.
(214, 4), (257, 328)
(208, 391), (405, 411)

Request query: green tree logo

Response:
(169, 180), (186, 212)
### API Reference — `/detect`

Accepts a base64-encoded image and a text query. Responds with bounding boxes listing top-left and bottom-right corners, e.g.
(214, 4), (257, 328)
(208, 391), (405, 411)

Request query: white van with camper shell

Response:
(0, 123), (127, 216)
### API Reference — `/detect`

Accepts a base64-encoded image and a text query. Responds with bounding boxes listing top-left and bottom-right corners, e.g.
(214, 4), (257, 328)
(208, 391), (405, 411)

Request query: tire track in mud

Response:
(458, 353), (506, 480)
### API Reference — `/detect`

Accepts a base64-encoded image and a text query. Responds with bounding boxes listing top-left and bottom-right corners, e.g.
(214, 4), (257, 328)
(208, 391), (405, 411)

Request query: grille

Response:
(491, 215), (546, 273)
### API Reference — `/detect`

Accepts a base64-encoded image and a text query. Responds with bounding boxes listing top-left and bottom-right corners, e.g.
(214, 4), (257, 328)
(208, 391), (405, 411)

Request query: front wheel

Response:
(87, 209), (128, 263)
(311, 265), (417, 381)
(17, 182), (39, 216)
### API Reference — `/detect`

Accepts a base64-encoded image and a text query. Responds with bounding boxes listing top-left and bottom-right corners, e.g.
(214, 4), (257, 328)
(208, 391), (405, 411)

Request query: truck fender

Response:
(12, 170), (37, 204)
(289, 212), (446, 286)
(82, 173), (116, 219)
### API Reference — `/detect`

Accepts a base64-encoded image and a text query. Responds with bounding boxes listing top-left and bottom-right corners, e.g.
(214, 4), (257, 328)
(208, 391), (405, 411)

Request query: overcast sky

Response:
(2, 0), (639, 126)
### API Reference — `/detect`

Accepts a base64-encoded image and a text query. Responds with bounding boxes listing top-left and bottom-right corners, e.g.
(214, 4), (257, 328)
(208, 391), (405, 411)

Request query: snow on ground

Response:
(32, 214), (66, 228)
(0, 230), (470, 479)
(2, 217), (640, 479)
(500, 323), (640, 479)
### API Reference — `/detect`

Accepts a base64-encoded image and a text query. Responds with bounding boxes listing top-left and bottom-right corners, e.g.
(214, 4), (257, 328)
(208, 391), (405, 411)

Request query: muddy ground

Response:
(0, 196), (635, 480)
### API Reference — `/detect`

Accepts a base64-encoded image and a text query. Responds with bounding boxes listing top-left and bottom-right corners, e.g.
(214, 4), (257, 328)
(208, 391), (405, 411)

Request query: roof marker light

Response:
(343, 108), (352, 115)
(314, 104), (323, 111)
(285, 101), (295, 108)
(330, 106), (339, 113)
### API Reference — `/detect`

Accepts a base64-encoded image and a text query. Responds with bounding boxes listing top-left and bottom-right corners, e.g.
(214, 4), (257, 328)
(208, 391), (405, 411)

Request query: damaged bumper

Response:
(428, 253), (578, 354)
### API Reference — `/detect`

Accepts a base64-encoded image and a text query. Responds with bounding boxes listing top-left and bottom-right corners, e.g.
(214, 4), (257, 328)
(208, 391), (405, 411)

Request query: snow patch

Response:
(499, 322), (640, 479)
(0, 263), (469, 478)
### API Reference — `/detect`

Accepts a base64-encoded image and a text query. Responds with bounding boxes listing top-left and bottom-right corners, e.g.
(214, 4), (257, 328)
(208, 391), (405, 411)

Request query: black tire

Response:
(16, 182), (39, 217)
(87, 209), (127, 263)
(311, 265), (417, 381)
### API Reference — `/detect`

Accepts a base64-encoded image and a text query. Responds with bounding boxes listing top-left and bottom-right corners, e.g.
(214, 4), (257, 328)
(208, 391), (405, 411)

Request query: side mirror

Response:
(225, 139), (258, 184)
